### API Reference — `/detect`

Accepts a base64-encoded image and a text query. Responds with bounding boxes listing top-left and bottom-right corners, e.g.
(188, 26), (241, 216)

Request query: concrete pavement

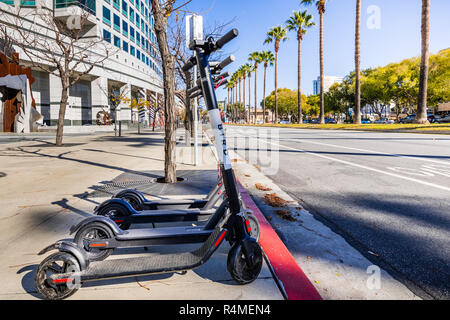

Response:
(0, 129), (283, 300)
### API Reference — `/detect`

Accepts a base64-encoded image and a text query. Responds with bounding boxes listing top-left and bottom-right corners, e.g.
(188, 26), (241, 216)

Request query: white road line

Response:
(257, 138), (450, 193)
(278, 138), (450, 166)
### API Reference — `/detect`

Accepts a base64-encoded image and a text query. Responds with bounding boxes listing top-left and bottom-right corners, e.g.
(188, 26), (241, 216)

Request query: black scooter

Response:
(34, 28), (263, 300)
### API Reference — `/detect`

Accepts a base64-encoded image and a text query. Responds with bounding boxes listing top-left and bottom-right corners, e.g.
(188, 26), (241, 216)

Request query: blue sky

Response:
(183, 0), (450, 103)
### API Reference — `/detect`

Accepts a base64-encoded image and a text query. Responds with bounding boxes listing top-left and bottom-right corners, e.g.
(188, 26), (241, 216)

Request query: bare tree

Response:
(0, 3), (112, 145)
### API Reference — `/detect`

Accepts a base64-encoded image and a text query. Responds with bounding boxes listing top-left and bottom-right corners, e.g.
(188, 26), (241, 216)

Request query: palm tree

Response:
(259, 51), (275, 124)
(354, 0), (362, 124)
(249, 51), (263, 124)
(416, 0), (430, 124)
(301, 0), (328, 124)
(240, 64), (252, 123)
(286, 10), (315, 124)
(264, 26), (288, 123)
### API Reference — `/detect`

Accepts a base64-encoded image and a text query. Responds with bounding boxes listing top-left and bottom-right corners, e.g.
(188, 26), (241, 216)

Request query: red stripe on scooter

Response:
(214, 231), (227, 247)
(245, 219), (251, 233)
(114, 220), (124, 223)
(237, 182), (322, 301)
(89, 243), (107, 247)
(53, 278), (72, 284)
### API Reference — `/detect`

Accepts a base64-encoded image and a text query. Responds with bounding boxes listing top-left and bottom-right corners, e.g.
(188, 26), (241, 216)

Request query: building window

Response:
(130, 45), (135, 56)
(103, 29), (112, 43)
(122, 0), (128, 16)
(135, 0), (139, 10)
(123, 41), (128, 53)
(129, 7), (134, 22)
(113, 0), (120, 10)
(140, 1), (144, 14)
(129, 26), (135, 41)
(141, 53), (145, 63)
(136, 49), (141, 60)
(113, 14), (120, 32)
(103, 6), (111, 25)
(136, 32), (140, 45)
(122, 20), (128, 37)
(113, 35), (121, 48)
(136, 15), (139, 28)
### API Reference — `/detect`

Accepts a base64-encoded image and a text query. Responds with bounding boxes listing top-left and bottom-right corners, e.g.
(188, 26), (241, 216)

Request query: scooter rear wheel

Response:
(97, 203), (131, 230)
(227, 239), (263, 284)
(35, 252), (80, 300)
(74, 222), (114, 261)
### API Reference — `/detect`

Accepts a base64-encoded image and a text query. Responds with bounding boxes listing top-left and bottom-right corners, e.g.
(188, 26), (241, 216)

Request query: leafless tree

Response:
(0, 2), (113, 145)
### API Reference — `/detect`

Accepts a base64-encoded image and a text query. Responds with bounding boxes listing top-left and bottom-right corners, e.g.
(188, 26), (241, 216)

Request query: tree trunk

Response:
(319, 12), (325, 124)
(354, 0), (362, 124)
(243, 76), (246, 122)
(254, 66), (258, 124)
(248, 75), (251, 123)
(416, 0), (430, 124)
(151, 0), (177, 183)
(263, 65), (267, 124)
(275, 47), (279, 123)
(297, 33), (303, 124)
(55, 84), (69, 146)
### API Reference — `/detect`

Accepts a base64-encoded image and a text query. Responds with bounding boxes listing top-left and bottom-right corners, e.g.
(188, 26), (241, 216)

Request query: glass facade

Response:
(100, 0), (161, 76)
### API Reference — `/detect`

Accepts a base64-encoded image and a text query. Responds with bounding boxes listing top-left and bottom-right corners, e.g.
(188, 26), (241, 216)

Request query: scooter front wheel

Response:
(74, 222), (114, 261)
(227, 239), (263, 284)
(35, 252), (80, 300)
(246, 214), (260, 242)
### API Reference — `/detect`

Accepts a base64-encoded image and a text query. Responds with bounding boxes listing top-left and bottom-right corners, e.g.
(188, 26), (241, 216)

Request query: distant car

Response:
(280, 120), (290, 124)
(399, 114), (416, 124)
(435, 114), (450, 123)
(310, 119), (319, 124)
(325, 118), (337, 124)
(374, 118), (394, 124)
(361, 119), (373, 124)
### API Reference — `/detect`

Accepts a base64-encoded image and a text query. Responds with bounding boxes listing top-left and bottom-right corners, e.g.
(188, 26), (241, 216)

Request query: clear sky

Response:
(182, 0), (450, 104)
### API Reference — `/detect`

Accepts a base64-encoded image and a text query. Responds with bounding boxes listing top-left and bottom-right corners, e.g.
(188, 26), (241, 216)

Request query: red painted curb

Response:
(238, 182), (322, 300)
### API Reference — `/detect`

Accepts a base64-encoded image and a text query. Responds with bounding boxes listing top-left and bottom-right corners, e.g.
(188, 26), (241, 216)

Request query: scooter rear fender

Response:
(38, 241), (89, 270)
(69, 216), (126, 236)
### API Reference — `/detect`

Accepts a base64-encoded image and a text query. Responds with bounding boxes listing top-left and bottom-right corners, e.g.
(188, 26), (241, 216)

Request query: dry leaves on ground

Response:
(263, 193), (290, 207)
(255, 183), (272, 191)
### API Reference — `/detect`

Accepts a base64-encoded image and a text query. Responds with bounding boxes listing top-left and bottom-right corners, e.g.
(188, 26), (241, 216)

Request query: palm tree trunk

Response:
(263, 65), (267, 124)
(297, 34), (303, 124)
(243, 77), (246, 123)
(275, 48), (279, 123)
(354, 0), (362, 124)
(254, 67), (258, 124)
(416, 0), (430, 124)
(248, 75), (251, 123)
(319, 11), (325, 124)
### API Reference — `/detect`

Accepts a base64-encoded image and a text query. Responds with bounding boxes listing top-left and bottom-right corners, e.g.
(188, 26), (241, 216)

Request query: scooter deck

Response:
(141, 199), (209, 210)
(114, 208), (216, 224)
(56, 228), (224, 282)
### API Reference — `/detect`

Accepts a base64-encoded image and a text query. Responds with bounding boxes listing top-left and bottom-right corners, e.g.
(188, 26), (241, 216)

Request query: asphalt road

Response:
(227, 126), (450, 300)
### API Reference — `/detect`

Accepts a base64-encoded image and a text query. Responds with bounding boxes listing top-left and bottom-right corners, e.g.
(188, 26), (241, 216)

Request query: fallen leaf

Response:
(263, 193), (289, 207)
(255, 183), (272, 191)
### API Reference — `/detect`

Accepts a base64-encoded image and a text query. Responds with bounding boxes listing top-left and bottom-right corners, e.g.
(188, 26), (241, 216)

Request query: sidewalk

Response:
(0, 129), (283, 300)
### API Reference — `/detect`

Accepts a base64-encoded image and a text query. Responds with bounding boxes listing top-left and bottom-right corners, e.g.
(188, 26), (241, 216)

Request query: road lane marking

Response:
(279, 138), (450, 166)
(256, 138), (450, 193)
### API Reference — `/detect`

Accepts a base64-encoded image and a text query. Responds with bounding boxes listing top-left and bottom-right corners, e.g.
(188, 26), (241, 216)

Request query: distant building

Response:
(313, 76), (344, 95)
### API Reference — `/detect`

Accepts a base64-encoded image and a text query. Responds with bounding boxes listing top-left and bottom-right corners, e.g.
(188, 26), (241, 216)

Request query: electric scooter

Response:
(34, 28), (263, 300)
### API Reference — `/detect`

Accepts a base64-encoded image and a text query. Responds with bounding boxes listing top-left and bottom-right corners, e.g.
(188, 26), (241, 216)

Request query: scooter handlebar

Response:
(218, 55), (235, 71)
(182, 56), (197, 72)
(215, 29), (239, 49)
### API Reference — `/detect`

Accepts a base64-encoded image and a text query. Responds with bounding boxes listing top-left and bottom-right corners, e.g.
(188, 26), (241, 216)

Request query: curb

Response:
(237, 182), (322, 301)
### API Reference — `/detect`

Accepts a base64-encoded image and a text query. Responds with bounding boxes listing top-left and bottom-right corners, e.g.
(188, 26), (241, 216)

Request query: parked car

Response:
(361, 118), (373, 124)
(374, 118), (395, 124)
(325, 118), (337, 124)
(399, 114), (416, 124)
(435, 114), (450, 123)
(280, 120), (290, 124)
